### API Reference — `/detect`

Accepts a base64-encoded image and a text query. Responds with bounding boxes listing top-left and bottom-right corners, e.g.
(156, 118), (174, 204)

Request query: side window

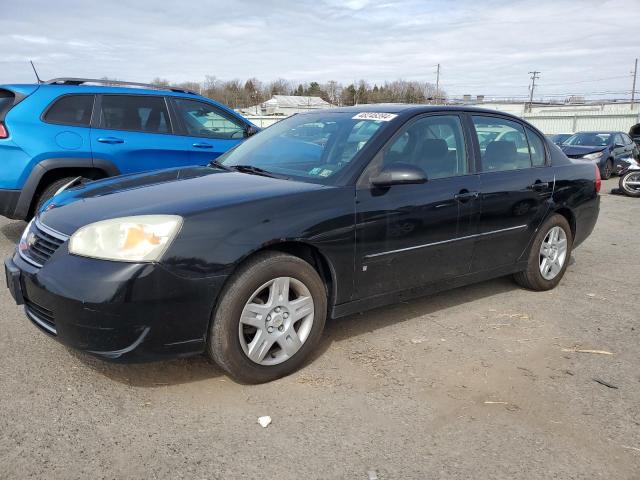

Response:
(622, 133), (633, 145)
(472, 116), (531, 172)
(614, 134), (624, 146)
(99, 95), (170, 133)
(360, 114), (468, 184)
(173, 99), (245, 139)
(44, 95), (94, 127)
(525, 127), (546, 167)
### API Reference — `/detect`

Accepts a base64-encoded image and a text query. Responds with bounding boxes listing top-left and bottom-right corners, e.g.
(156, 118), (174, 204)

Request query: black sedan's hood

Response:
(560, 145), (607, 156)
(40, 166), (326, 235)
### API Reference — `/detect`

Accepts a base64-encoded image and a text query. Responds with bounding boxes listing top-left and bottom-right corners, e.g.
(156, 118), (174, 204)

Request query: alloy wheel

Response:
(238, 277), (315, 366)
(539, 226), (568, 280)
(622, 172), (640, 194)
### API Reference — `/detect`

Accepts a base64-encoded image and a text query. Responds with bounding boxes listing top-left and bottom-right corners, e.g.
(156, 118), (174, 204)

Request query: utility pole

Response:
(631, 58), (638, 110)
(435, 63), (441, 105)
(528, 71), (540, 112)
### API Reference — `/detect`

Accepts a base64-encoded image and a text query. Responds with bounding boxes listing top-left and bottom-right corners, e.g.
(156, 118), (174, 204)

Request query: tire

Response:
(207, 251), (327, 383)
(34, 177), (82, 214)
(619, 171), (640, 197)
(513, 214), (573, 291)
(601, 159), (613, 180)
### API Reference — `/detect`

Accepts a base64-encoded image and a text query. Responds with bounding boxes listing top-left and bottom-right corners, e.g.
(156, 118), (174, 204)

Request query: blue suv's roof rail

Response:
(44, 78), (199, 95)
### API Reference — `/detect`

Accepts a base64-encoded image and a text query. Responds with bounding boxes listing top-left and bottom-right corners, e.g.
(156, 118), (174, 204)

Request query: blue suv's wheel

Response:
(34, 177), (82, 215)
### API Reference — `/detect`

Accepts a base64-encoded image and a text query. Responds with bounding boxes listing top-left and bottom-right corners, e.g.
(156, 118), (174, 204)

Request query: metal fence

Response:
(522, 112), (640, 134)
(244, 111), (640, 134)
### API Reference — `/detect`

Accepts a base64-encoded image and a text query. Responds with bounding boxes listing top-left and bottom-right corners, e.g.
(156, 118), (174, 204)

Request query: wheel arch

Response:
(14, 158), (120, 219)
(228, 240), (338, 311)
(552, 206), (576, 239)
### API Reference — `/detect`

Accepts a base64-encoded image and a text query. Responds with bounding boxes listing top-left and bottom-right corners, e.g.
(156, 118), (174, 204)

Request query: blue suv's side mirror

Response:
(245, 126), (259, 138)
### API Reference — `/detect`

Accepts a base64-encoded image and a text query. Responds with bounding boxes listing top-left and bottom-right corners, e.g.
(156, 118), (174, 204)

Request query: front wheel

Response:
(601, 159), (614, 180)
(513, 214), (573, 291)
(619, 170), (640, 197)
(207, 251), (327, 383)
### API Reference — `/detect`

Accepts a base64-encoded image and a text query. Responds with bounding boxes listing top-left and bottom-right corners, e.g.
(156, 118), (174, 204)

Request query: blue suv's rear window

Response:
(0, 90), (15, 120)
(44, 95), (94, 127)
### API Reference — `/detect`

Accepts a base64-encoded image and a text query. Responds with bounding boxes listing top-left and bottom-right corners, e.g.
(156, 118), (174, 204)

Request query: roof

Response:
(1, 81), (198, 98)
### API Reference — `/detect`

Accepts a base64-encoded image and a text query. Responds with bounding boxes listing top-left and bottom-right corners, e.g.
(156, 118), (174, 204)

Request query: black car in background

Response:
(560, 131), (639, 179)
(5, 105), (600, 383)
(546, 133), (573, 146)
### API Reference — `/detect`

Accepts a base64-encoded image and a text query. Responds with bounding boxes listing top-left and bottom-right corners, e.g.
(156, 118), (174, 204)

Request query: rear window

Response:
(0, 90), (15, 120)
(44, 95), (94, 126)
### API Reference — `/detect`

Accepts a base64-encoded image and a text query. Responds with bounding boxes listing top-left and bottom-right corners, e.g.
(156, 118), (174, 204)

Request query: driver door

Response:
(354, 114), (480, 300)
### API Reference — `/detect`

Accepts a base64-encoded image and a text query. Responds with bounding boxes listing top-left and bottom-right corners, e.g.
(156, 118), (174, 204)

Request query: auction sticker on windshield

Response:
(352, 112), (398, 121)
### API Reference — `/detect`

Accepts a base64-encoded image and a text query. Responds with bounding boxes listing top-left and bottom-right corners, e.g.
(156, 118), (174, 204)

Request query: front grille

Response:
(25, 299), (56, 335)
(19, 220), (68, 268)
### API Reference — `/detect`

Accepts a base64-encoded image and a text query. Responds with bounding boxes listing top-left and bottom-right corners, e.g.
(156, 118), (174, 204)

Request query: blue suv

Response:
(0, 78), (258, 220)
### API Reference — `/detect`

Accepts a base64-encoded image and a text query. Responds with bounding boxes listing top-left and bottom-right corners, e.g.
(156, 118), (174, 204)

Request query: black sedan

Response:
(560, 131), (639, 179)
(5, 105), (600, 383)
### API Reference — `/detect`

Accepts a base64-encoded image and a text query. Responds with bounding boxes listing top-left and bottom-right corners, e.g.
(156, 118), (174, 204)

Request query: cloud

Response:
(1, 0), (638, 99)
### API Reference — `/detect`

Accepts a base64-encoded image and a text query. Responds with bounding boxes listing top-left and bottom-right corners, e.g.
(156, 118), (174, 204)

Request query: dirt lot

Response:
(0, 177), (638, 479)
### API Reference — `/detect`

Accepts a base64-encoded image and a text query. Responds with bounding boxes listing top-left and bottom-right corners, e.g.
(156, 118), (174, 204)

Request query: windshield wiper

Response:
(230, 165), (286, 179)
(207, 159), (234, 171)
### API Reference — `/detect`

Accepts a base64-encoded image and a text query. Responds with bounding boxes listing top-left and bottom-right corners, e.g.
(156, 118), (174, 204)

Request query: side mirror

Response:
(370, 163), (427, 187)
(614, 143), (624, 149)
(244, 125), (259, 138)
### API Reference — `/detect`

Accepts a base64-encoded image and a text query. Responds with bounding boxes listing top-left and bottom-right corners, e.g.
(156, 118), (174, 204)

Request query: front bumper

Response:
(5, 247), (228, 362)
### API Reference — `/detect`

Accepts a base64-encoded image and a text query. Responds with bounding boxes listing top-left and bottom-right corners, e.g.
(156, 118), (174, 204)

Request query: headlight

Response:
(69, 215), (182, 262)
(583, 151), (604, 160)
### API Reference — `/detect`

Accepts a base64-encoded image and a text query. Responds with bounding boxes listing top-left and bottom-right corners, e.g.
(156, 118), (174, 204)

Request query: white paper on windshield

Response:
(352, 112), (398, 122)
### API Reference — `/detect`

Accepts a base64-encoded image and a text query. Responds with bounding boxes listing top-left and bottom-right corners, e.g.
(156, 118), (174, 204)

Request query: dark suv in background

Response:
(0, 78), (257, 220)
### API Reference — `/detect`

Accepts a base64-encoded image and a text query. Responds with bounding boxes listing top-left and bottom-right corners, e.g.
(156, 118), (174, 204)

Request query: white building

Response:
(240, 95), (333, 116)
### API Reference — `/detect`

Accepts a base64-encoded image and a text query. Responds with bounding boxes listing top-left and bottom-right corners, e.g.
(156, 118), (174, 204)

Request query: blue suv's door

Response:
(90, 94), (195, 175)
(169, 97), (248, 164)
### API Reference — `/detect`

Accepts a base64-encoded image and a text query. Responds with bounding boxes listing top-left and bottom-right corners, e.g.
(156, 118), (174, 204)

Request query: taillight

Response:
(0, 122), (7, 139)
(595, 164), (601, 193)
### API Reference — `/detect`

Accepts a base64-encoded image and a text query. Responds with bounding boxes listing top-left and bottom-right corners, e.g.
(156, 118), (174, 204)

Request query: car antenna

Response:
(30, 60), (43, 84)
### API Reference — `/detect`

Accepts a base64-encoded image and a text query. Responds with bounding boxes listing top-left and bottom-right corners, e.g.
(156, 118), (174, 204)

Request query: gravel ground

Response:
(0, 177), (638, 480)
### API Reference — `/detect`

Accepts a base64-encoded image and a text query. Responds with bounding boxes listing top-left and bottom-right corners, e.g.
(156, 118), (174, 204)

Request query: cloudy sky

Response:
(2, 0), (639, 99)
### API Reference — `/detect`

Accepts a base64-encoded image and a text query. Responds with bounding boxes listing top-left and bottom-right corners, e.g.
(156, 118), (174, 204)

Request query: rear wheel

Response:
(34, 177), (83, 215)
(207, 251), (327, 383)
(619, 170), (640, 197)
(513, 214), (573, 291)
(601, 159), (613, 180)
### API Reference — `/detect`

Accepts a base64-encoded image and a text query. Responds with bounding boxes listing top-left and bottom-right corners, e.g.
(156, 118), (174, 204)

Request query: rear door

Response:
(90, 94), (194, 175)
(169, 98), (248, 164)
(470, 115), (554, 272)
(355, 113), (480, 299)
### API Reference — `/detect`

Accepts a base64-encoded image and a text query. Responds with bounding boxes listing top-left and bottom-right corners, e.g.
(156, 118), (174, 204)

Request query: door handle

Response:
(528, 181), (549, 191)
(193, 143), (213, 149)
(97, 137), (124, 144)
(454, 190), (479, 202)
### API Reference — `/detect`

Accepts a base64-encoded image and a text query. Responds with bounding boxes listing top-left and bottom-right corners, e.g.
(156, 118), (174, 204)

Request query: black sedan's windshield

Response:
(564, 132), (611, 147)
(218, 112), (389, 184)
